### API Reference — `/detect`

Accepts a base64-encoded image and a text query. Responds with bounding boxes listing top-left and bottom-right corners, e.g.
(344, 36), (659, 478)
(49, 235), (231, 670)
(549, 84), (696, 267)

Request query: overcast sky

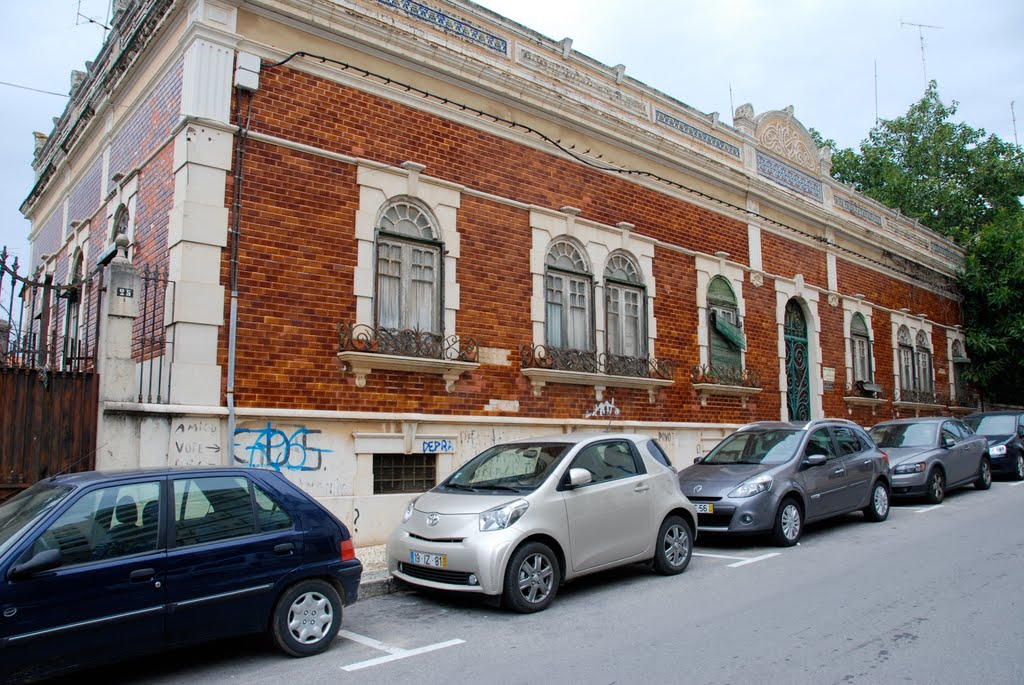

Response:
(1, 0), (1022, 270)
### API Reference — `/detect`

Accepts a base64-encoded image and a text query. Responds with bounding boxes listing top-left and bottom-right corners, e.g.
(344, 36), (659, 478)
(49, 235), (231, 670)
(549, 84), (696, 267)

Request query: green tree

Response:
(823, 83), (1024, 403)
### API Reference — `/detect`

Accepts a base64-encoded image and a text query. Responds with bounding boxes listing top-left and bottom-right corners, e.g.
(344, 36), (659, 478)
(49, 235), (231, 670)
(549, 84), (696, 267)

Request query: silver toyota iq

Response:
(387, 433), (697, 613)
(676, 419), (891, 547)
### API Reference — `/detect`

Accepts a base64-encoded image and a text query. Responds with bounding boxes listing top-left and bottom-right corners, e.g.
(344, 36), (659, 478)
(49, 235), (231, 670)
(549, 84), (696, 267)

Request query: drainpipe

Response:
(227, 59), (258, 462)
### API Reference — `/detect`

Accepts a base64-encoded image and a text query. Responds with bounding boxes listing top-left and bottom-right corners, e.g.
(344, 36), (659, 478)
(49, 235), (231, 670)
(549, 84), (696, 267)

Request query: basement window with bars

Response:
(373, 454), (436, 494)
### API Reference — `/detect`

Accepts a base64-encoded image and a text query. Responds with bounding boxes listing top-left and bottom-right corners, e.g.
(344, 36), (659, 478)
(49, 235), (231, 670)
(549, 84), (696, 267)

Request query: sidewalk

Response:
(355, 544), (397, 599)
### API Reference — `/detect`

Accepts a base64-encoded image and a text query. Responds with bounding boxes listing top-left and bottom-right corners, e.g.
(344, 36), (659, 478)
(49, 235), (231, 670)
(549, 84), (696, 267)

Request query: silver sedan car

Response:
(869, 417), (991, 503)
(387, 433), (697, 613)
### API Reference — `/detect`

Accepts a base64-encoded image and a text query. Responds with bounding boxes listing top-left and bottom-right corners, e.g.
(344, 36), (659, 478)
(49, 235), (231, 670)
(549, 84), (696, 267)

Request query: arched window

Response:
(63, 252), (84, 369)
(850, 314), (872, 383)
(951, 339), (968, 401)
(374, 200), (442, 334)
(545, 239), (592, 351)
(897, 326), (914, 393)
(915, 330), (933, 393)
(604, 252), (645, 359)
(707, 276), (744, 371)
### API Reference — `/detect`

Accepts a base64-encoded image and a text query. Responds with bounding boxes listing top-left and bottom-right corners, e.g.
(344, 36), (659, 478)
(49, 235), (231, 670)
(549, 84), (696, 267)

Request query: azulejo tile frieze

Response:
(756, 152), (823, 202)
(516, 47), (647, 115)
(377, 0), (508, 54)
(930, 241), (965, 267)
(654, 110), (740, 158)
(834, 196), (882, 226)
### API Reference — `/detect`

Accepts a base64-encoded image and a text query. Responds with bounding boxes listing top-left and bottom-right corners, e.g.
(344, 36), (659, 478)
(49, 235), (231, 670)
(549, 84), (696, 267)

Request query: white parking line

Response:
(915, 505), (944, 513)
(338, 630), (465, 672)
(693, 552), (748, 561)
(1010, 481), (1024, 487)
(727, 553), (781, 568)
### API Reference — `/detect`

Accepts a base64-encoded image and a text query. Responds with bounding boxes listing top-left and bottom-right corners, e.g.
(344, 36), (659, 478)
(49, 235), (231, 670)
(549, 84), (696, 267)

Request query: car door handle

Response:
(274, 543), (295, 555)
(129, 568), (156, 583)
(833, 468), (846, 475)
(634, 485), (650, 493)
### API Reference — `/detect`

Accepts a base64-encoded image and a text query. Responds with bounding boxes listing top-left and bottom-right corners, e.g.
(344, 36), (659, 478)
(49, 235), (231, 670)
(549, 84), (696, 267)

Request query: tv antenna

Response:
(1013, 101), (1019, 147)
(75, 0), (111, 33)
(901, 19), (943, 86)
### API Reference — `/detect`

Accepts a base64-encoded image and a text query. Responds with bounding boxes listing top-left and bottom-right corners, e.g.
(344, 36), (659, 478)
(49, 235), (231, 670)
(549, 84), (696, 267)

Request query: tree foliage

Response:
(822, 83), (1024, 403)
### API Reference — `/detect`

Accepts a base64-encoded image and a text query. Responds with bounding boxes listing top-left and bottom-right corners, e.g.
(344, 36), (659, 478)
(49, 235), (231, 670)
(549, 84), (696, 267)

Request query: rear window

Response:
(646, 440), (673, 468)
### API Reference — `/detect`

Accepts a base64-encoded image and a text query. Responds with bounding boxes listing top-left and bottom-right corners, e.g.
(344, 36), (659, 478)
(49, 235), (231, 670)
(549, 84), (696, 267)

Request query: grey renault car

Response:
(677, 419), (891, 546)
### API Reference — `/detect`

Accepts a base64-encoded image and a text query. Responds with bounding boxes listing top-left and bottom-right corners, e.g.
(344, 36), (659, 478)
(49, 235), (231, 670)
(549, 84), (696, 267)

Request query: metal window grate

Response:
(373, 454), (435, 494)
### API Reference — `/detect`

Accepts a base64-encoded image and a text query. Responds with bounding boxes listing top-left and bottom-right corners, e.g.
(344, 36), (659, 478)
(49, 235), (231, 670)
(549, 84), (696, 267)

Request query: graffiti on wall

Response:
(585, 398), (621, 419)
(171, 419), (222, 463)
(234, 422), (332, 472)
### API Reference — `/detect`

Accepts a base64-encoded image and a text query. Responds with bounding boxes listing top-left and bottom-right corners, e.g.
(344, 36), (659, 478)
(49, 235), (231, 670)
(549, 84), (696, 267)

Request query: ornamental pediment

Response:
(753, 106), (819, 173)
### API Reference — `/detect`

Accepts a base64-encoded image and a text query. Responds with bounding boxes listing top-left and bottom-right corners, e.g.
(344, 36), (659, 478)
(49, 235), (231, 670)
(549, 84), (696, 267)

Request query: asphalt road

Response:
(54, 479), (1024, 685)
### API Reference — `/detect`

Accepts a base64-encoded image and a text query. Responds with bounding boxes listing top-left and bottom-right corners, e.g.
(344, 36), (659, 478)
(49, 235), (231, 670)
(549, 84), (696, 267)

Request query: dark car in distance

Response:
(964, 411), (1024, 480)
(0, 467), (362, 683)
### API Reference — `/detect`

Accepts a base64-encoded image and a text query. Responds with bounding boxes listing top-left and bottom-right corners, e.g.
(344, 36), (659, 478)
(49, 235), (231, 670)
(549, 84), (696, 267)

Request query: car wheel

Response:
(863, 480), (890, 522)
(652, 515), (692, 575)
(1013, 455), (1024, 481)
(975, 457), (993, 490)
(924, 468), (945, 504)
(771, 498), (803, 547)
(271, 579), (342, 657)
(502, 542), (559, 613)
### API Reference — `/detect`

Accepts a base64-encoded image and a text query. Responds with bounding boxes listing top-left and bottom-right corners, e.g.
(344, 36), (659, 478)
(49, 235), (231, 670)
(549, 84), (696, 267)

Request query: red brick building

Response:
(18, 0), (969, 542)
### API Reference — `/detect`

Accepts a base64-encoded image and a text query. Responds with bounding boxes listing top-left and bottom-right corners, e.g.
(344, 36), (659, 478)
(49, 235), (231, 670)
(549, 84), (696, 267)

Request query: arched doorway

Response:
(784, 299), (810, 421)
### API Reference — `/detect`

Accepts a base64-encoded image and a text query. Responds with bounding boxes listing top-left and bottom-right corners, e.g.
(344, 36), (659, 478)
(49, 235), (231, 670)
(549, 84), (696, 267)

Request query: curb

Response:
(358, 569), (400, 600)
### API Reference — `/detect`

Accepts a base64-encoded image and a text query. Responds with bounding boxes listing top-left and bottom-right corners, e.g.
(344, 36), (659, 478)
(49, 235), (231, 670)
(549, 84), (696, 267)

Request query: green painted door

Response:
(785, 299), (810, 421)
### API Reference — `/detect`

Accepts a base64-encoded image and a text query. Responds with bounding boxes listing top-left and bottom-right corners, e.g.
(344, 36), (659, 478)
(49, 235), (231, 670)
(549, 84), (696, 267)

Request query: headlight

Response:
(894, 462), (926, 474)
(402, 497), (419, 523)
(479, 499), (529, 532)
(989, 445), (1007, 456)
(728, 474), (773, 498)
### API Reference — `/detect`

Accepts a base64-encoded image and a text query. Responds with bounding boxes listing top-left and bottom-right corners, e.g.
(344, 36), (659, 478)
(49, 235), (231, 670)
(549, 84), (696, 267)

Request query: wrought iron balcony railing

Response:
(894, 388), (945, 405)
(338, 323), (478, 363)
(690, 364), (761, 388)
(520, 344), (675, 380)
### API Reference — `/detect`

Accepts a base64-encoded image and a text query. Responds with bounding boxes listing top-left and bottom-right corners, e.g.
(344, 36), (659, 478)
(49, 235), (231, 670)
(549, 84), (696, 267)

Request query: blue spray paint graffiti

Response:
(234, 422), (331, 472)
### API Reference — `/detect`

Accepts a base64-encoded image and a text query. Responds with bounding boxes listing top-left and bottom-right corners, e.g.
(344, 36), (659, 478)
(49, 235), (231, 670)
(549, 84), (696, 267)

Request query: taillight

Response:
(340, 538), (356, 561)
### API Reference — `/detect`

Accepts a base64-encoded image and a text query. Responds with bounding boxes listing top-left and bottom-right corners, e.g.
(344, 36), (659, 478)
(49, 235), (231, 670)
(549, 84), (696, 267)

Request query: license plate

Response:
(694, 503), (714, 514)
(410, 550), (447, 568)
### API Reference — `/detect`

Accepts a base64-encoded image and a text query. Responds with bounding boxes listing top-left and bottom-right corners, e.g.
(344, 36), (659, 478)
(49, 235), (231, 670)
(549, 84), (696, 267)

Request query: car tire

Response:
(502, 541), (560, 614)
(975, 457), (993, 490)
(863, 480), (890, 522)
(924, 468), (945, 504)
(652, 515), (692, 575)
(1012, 454), (1024, 481)
(771, 498), (803, 547)
(271, 579), (343, 657)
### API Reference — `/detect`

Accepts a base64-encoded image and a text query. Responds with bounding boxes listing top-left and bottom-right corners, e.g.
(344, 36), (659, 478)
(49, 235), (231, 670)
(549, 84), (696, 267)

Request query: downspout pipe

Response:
(226, 87), (253, 463)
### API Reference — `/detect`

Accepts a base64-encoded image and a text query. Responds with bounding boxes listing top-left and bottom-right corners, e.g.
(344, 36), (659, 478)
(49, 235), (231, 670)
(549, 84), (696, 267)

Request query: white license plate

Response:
(410, 550), (447, 568)
(694, 503), (714, 514)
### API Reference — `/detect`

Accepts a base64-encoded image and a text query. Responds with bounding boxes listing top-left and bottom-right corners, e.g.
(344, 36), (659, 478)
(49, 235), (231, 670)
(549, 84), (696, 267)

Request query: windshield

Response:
(869, 423), (937, 448)
(0, 482), (74, 557)
(964, 415), (1017, 436)
(443, 443), (570, 492)
(701, 430), (803, 465)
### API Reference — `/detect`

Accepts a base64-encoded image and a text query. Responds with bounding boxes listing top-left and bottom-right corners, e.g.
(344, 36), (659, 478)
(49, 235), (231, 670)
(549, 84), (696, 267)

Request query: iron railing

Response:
(339, 323), (479, 362)
(894, 388), (945, 405)
(690, 364), (761, 388)
(520, 344), (675, 379)
(134, 264), (171, 403)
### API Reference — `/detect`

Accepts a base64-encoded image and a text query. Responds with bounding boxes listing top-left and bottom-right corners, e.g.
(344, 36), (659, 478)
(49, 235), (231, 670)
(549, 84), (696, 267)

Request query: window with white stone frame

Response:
(604, 252), (645, 360)
(375, 200), (442, 335)
(706, 275), (744, 373)
(897, 326), (915, 395)
(850, 313), (872, 383)
(915, 330), (934, 394)
(545, 239), (593, 352)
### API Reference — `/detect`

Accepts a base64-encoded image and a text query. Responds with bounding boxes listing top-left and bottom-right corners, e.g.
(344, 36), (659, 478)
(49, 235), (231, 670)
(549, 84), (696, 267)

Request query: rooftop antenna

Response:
(728, 83), (735, 122)
(900, 19), (943, 87)
(75, 0), (111, 34)
(874, 60), (879, 125)
(1013, 101), (1019, 147)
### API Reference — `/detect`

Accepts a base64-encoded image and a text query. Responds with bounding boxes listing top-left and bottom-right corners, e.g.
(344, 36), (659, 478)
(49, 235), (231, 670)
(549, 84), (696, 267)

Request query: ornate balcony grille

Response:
(690, 364), (761, 388)
(338, 323), (478, 362)
(519, 344), (675, 380)
(894, 388), (945, 405)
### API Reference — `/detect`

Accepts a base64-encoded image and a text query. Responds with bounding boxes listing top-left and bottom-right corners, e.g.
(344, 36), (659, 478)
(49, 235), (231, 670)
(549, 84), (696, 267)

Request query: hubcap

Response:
(932, 473), (944, 500)
(781, 504), (801, 540)
(874, 485), (889, 516)
(517, 553), (554, 604)
(663, 524), (690, 567)
(1017, 457), (1023, 478)
(982, 462), (992, 485)
(287, 591), (334, 644)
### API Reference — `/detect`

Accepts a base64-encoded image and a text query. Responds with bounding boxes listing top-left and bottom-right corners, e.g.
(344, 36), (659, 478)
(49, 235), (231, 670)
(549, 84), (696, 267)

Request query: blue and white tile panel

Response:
(377, 0), (509, 55)
(756, 151), (823, 202)
(834, 196), (883, 226)
(654, 110), (741, 158)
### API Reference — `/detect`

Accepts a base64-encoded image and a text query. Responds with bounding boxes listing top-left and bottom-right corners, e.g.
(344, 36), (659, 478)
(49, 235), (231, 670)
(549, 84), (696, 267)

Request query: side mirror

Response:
(567, 467), (593, 488)
(802, 454), (828, 468)
(8, 549), (61, 581)
(693, 456), (703, 464)
(943, 437), (956, 449)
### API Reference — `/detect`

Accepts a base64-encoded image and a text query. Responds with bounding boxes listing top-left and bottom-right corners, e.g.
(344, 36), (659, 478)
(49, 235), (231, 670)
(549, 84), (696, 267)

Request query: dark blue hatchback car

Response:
(0, 467), (362, 683)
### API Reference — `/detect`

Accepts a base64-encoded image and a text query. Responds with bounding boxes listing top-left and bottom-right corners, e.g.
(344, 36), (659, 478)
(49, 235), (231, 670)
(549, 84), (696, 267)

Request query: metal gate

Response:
(0, 247), (99, 502)
(784, 299), (810, 421)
